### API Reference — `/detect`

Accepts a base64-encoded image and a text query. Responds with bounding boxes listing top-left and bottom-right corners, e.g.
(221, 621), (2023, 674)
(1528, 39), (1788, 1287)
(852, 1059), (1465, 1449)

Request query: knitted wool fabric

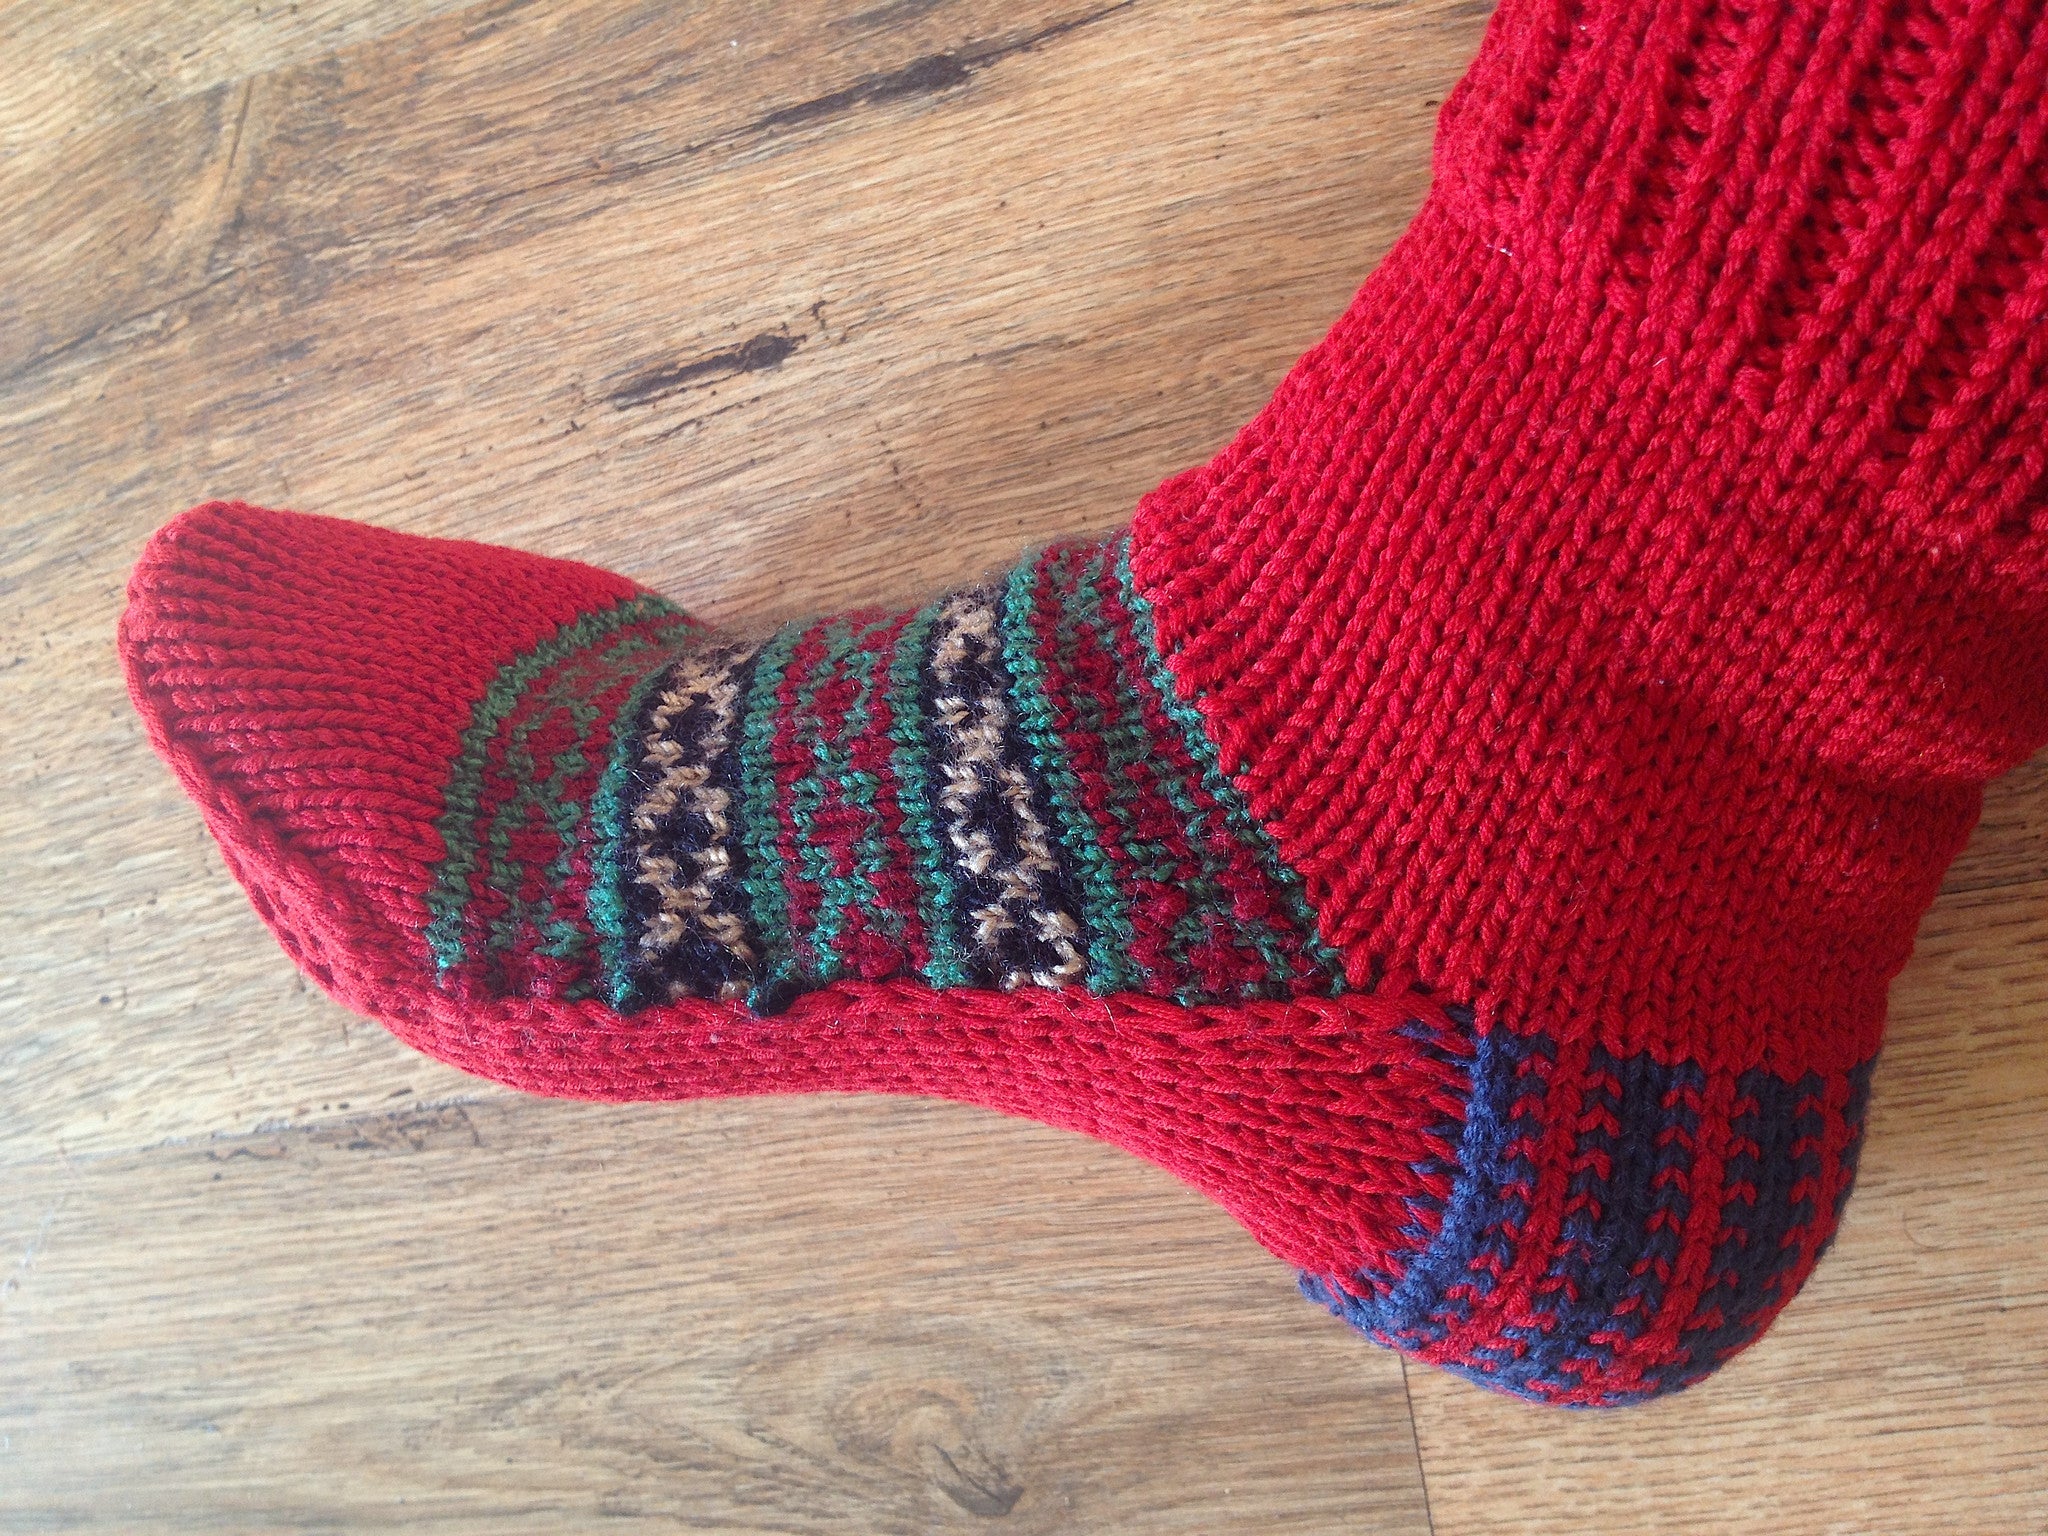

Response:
(121, 0), (2048, 1406)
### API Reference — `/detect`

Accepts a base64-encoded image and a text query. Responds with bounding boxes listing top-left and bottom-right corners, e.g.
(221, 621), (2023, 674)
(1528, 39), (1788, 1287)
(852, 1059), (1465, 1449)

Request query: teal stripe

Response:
(787, 619), (863, 976)
(480, 632), (680, 990)
(887, 597), (971, 988)
(999, 549), (1140, 993)
(737, 621), (805, 1003)
(848, 626), (907, 950)
(1049, 575), (1157, 986)
(1066, 545), (1194, 987)
(1114, 538), (1347, 989)
(424, 595), (689, 977)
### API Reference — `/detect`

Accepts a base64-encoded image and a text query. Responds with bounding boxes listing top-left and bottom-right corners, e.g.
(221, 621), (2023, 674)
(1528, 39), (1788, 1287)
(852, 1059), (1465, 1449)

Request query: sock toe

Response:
(118, 501), (691, 1004)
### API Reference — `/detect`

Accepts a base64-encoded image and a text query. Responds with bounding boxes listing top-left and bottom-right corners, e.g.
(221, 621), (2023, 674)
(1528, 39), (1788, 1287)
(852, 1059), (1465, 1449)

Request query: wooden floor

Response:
(3, 1), (2045, 1530)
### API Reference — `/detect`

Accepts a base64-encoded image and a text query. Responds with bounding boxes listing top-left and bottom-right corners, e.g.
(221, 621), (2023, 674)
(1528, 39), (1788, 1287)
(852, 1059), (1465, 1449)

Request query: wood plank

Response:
(1944, 751), (2048, 897)
(1406, 869), (2048, 1535)
(0, 0), (494, 157)
(0, 0), (1486, 1162)
(2, 0), (1488, 391)
(0, 1092), (1432, 1534)
(0, 0), (1130, 378)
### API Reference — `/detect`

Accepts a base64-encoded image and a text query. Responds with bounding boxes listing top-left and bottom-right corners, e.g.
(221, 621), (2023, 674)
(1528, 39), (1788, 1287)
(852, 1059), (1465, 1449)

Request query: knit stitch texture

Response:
(121, 0), (2048, 1405)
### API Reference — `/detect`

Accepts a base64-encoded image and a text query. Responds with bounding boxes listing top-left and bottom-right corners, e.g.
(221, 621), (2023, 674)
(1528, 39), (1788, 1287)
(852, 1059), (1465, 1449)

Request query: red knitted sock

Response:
(122, 0), (2048, 1405)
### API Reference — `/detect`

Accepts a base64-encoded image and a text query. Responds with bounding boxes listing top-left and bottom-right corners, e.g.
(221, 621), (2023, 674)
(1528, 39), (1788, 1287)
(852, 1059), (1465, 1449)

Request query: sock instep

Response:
(121, 0), (2048, 1406)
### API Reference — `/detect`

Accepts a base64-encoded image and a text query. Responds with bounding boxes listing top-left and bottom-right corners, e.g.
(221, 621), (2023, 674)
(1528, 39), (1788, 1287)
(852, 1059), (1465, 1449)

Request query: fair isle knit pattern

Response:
(422, 536), (1344, 1017)
(420, 595), (697, 1003)
(623, 645), (758, 1002)
(119, 0), (2048, 1410)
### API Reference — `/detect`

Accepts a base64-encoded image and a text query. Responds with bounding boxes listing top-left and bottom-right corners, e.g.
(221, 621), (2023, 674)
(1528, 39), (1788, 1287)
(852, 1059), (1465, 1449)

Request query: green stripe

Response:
(476, 665), (603, 966)
(1066, 545), (1195, 984)
(1064, 548), (1286, 1003)
(1114, 538), (1347, 990)
(847, 625), (906, 948)
(737, 620), (805, 1003)
(424, 595), (688, 977)
(480, 632), (680, 978)
(886, 598), (968, 988)
(813, 614), (898, 959)
(1000, 549), (1140, 993)
(589, 647), (705, 1010)
(788, 619), (862, 976)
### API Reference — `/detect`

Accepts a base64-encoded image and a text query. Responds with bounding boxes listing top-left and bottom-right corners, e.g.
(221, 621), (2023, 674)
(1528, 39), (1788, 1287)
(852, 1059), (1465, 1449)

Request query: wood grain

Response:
(4, 0), (2046, 1530)
(0, 1094), (1430, 1532)
(0, 0), (493, 155)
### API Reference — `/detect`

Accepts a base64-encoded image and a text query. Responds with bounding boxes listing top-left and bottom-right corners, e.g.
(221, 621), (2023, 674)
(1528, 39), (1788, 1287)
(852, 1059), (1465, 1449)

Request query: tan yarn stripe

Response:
(632, 647), (754, 998)
(929, 592), (1085, 990)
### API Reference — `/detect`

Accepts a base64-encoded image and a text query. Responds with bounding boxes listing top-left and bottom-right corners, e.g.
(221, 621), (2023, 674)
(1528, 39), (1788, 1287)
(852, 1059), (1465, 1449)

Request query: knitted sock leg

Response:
(122, 0), (2048, 1405)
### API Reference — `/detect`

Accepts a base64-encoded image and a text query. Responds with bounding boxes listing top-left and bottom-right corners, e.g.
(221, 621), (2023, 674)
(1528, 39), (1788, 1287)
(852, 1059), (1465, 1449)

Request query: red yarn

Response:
(118, 0), (2048, 1403)
(1133, 0), (2048, 1084)
(121, 504), (1471, 1287)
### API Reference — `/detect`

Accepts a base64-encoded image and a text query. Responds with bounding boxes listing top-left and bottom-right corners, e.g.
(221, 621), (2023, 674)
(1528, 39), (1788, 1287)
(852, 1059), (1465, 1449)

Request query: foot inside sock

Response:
(119, 498), (1888, 1409)
(117, 0), (2048, 1408)
(422, 535), (1345, 1017)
